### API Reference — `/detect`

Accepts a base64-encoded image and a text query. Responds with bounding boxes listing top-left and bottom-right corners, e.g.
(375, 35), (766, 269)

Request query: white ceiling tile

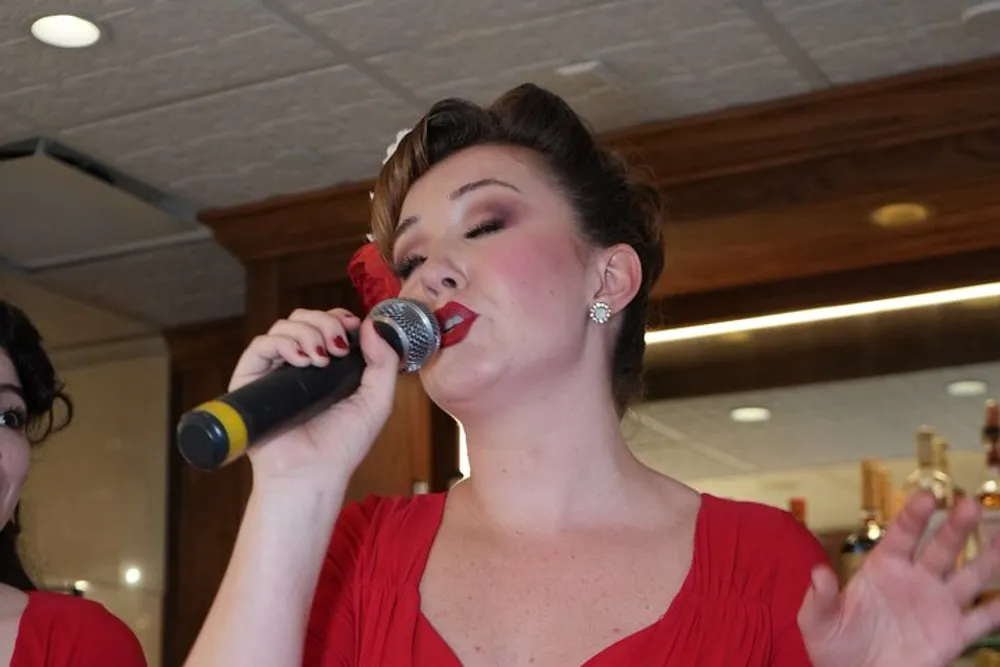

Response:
(0, 1), (337, 127)
(302, 0), (604, 57)
(368, 3), (653, 90)
(903, 20), (1000, 68)
(664, 18), (785, 78)
(31, 240), (246, 327)
(59, 66), (403, 160)
(631, 74), (726, 121)
(0, 111), (34, 142)
(706, 56), (813, 107)
(167, 143), (381, 207)
(770, 0), (894, 53)
(873, 0), (967, 32)
(761, 0), (831, 12)
(104, 95), (417, 201)
(811, 37), (926, 84)
(588, 40), (691, 84)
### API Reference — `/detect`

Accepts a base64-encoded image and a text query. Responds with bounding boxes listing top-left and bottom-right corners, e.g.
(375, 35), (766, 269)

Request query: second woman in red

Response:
(0, 301), (147, 667)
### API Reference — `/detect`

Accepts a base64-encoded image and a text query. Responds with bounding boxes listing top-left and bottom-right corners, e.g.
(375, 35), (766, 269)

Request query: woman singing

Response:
(185, 84), (1000, 667)
(0, 301), (147, 666)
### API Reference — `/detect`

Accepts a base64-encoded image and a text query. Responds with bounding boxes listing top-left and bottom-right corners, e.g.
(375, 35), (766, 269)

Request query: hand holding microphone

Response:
(176, 299), (440, 486)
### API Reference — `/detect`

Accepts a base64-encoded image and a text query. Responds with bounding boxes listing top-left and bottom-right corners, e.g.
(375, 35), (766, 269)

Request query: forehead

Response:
(400, 144), (549, 213)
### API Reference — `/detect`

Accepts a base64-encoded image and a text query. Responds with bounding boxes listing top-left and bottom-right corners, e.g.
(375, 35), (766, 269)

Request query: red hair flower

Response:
(347, 240), (401, 313)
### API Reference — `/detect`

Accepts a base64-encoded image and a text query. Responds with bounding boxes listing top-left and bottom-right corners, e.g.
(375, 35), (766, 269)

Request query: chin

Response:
(420, 347), (503, 413)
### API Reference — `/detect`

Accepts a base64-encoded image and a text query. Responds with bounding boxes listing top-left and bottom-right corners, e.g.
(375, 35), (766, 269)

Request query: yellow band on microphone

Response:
(194, 399), (249, 464)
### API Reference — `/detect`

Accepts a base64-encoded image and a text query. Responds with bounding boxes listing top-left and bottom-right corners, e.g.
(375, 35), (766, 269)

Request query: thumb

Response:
(352, 317), (400, 412)
(797, 565), (842, 640)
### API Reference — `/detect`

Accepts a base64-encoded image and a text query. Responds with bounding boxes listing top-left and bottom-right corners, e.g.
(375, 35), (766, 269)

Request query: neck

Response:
(454, 368), (655, 533)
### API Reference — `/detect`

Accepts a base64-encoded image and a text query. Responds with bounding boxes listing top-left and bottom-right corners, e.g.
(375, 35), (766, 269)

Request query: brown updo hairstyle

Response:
(370, 83), (666, 416)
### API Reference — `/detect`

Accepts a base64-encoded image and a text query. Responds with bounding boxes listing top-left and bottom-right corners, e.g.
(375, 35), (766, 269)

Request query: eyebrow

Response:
(395, 178), (522, 239)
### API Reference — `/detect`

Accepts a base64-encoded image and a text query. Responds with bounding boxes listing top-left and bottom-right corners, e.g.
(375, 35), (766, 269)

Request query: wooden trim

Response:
(607, 56), (1000, 183)
(649, 247), (1000, 329)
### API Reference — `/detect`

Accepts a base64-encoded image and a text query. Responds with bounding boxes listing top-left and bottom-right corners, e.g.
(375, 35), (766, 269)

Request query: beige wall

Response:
(20, 349), (168, 667)
(2, 273), (166, 667)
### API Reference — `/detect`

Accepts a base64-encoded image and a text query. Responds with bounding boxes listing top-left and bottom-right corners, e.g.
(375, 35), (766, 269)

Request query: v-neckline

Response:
(411, 491), (708, 666)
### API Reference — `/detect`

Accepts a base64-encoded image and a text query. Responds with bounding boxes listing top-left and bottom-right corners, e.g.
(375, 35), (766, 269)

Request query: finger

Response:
(962, 595), (1000, 646)
(950, 534), (1000, 608)
(287, 308), (358, 356)
(875, 491), (937, 560)
(269, 319), (335, 365)
(919, 497), (980, 576)
(230, 334), (311, 390)
(797, 565), (842, 641)
(344, 318), (399, 418)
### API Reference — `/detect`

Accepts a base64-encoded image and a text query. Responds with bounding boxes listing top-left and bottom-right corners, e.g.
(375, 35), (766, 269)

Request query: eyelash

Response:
(394, 217), (506, 279)
(0, 408), (27, 431)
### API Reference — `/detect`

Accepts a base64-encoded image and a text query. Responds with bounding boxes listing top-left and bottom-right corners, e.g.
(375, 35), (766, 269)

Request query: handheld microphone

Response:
(176, 298), (441, 471)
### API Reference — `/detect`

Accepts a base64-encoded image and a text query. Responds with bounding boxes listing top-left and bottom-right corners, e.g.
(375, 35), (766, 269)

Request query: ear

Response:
(590, 243), (642, 316)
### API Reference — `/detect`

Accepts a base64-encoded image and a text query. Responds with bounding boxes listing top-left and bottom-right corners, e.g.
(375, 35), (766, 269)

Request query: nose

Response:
(416, 256), (464, 300)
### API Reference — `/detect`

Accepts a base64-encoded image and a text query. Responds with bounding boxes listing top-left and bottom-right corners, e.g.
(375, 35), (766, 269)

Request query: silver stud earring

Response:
(589, 301), (612, 324)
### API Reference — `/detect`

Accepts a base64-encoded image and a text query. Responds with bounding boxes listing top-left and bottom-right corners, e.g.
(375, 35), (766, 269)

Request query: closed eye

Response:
(466, 218), (505, 238)
(394, 217), (506, 279)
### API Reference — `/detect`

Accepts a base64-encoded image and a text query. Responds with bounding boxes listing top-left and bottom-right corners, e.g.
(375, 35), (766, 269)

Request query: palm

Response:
(800, 494), (1000, 667)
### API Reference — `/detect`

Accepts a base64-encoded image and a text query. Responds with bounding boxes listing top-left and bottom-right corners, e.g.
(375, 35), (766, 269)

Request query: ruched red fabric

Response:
(304, 492), (827, 666)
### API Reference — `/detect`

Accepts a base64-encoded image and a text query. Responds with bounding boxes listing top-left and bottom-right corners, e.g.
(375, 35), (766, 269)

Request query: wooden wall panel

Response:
(163, 318), (248, 667)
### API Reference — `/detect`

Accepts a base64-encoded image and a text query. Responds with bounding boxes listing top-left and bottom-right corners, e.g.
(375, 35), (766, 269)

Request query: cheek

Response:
(0, 436), (30, 485)
(484, 234), (582, 309)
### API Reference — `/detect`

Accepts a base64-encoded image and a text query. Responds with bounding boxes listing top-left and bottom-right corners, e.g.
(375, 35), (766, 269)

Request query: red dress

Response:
(11, 590), (147, 666)
(305, 492), (829, 666)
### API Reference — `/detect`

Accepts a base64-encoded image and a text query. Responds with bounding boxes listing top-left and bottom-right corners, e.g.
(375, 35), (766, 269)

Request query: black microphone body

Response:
(176, 298), (440, 471)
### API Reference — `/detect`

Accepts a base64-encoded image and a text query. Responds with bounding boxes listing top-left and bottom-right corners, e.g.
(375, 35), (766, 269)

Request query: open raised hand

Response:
(799, 492), (1000, 667)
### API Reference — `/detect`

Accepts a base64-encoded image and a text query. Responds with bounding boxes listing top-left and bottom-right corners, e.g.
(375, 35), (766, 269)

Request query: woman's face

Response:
(393, 144), (601, 413)
(0, 350), (30, 527)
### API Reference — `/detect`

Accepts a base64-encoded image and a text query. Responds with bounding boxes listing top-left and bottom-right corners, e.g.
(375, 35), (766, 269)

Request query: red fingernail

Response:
(315, 345), (328, 357)
(333, 336), (348, 350)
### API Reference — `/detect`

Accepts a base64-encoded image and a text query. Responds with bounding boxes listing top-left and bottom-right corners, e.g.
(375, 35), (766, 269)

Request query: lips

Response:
(434, 301), (478, 349)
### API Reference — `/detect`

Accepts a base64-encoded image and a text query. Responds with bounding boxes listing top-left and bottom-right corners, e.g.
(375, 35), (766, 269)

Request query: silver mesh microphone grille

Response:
(369, 298), (441, 374)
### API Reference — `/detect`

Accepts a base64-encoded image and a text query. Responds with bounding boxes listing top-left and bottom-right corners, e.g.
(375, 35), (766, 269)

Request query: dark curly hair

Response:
(0, 300), (74, 591)
(371, 83), (666, 415)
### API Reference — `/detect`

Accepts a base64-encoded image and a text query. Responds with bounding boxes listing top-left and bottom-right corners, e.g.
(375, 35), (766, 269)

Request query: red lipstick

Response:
(435, 302), (478, 349)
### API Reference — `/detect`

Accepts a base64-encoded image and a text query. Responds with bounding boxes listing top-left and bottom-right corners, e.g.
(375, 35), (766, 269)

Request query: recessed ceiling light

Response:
(730, 406), (771, 423)
(870, 202), (931, 228)
(30, 14), (101, 49)
(946, 380), (988, 397)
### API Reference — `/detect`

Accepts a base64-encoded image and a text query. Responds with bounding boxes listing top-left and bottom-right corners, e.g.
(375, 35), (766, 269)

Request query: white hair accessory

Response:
(370, 127), (412, 202)
(383, 128), (411, 166)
